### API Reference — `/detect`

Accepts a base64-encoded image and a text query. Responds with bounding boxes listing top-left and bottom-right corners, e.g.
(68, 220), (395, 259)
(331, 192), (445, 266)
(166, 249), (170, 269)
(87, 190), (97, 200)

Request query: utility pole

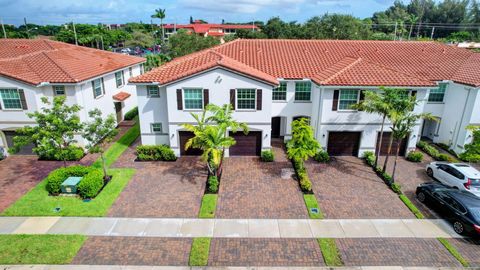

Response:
(1, 18), (6, 38)
(24, 17), (29, 38)
(72, 21), (78, 46)
(430, 26), (435, 40)
(393, 22), (398, 41)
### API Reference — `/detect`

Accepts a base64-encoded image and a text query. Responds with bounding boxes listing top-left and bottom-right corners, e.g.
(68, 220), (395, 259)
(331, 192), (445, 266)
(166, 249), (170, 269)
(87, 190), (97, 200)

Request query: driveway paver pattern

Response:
(216, 140), (308, 219)
(208, 238), (324, 266)
(72, 237), (192, 265)
(336, 238), (461, 267)
(108, 157), (206, 218)
(448, 238), (480, 267)
(307, 156), (414, 219)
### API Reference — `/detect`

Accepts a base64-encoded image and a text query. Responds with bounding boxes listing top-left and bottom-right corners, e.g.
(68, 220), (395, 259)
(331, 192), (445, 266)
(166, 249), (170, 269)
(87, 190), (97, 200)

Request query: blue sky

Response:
(0, 0), (397, 26)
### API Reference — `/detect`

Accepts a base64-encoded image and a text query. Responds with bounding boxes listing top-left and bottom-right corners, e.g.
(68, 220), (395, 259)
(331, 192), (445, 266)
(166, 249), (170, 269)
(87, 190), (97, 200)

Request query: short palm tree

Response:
(151, 8), (166, 43)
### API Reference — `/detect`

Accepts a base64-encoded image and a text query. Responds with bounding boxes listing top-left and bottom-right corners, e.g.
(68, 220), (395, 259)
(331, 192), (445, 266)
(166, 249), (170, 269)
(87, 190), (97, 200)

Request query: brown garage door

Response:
(4, 131), (35, 155)
(327, 132), (361, 156)
(377, 132), (408, 156)
(229, 131), (262, 156)
(179, 131), (202, 156)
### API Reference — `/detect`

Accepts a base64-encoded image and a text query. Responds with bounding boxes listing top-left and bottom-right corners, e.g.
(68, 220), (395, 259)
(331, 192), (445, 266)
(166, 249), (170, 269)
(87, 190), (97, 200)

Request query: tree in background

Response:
(82, 109), (118, 179)
(145, 54), (171, 71)
(125, 31), (155, 48)
(151, 8), (166, 43)
(168, 29), (220, 57)
(459, 125), (480, 162)
(11, 96), (83, 166)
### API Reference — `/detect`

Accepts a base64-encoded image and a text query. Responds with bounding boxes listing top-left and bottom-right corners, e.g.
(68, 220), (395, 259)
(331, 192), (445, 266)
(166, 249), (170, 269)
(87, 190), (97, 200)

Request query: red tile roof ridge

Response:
(358, 58), (434, 85)
(40, 51), (77, 82)
(315, 57), (362, 84)
(234, 38), (438, 44)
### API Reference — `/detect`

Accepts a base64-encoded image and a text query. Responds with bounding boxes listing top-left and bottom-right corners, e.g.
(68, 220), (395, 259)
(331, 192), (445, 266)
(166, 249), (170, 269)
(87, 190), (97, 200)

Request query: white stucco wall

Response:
(136, 85), (170, 146)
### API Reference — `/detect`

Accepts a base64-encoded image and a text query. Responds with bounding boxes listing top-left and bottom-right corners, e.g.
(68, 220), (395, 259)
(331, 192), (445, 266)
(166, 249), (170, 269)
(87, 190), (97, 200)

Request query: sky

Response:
(0, 0), (398, 26)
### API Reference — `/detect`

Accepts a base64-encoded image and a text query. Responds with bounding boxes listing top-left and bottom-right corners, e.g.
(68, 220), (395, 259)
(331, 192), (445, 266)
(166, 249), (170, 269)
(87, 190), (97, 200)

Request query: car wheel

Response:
(427, 168), (434, 177)
(453, 220), (465, 235)
(417, 191), (426, 203)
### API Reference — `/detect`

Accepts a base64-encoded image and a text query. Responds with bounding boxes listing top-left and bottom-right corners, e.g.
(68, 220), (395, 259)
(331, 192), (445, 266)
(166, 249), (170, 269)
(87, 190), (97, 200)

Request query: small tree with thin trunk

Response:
(82, 109), (118, 179)
(287, 118), (320, 169)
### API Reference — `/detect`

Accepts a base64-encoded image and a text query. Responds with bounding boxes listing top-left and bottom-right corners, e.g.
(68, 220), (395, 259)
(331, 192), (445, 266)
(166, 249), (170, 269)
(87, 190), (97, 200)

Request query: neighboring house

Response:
(0, 39), (145, 155)
(130, 39), (480, 157)
(163, 21), (258, 41)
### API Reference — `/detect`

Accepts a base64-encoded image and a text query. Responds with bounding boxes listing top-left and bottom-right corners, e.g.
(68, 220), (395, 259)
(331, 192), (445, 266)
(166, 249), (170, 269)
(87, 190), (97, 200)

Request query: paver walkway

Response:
(0, 217), (463, 238)
(0, 266), (471, 269)
(216, 139), (308, 219)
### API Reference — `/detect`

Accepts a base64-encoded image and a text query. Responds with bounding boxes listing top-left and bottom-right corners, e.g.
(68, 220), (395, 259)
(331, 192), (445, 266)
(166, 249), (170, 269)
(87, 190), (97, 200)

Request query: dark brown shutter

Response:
(358, 90), (365, 111)
(230, 89), (235, 110)
(176, 89), (183, 110)
(256, 89), (262, 110)
(332, 90), (339, 111)
(18, 89), (28, 110)
(203, 89), (209, 107)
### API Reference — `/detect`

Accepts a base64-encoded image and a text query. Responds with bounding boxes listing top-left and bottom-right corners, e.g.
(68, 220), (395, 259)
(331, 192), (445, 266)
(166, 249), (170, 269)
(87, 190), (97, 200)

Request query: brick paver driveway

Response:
(307, 156), (414, 218)
(216, 140), (308, 218)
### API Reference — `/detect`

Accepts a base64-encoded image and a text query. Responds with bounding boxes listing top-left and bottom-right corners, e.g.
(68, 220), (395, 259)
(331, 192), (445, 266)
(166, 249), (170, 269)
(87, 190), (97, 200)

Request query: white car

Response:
(426, 162), (480, 197)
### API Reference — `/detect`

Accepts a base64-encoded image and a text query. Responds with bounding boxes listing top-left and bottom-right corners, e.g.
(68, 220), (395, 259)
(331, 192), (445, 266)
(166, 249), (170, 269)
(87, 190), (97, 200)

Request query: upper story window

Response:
(147, 85), (160, 97)
(0, 88), (22, 109)
(236, 89), (256, 110)
(428, 83), (447, 102)
(53, 85), (65, 96)
(183, 88), (203, 110)
(294, 81), (311, 101)
(92, 78), (104, 99)
(338, 89), (359, 110)
(115, 71), (124, 88)
(129, 67), (133, 77)
(273, 82), (287, 101)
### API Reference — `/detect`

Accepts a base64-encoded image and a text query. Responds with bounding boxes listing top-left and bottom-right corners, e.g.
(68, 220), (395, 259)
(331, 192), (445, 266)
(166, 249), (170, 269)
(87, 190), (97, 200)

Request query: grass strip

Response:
(317, 238), (343, 267)
(92, 121), (140, 169)
(2, 168), (135, 216)
(0, 235), (86, 264)
(303, 194), (324, 219)
(398, 194), (425, 219)
(189, 237), (211, 266)
(198, 194), (217, 218)
(438, 237), (470, 267)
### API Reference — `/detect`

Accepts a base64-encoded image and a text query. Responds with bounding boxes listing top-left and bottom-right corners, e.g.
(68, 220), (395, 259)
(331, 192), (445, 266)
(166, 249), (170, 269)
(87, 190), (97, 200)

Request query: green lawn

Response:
(438, 237), (470, 267)
(0, 235), (86, 264)
(399, 194), (425, 219)
(198, 194), (217, 218)
(303, 194), (324, 219)
(2, 168), (135, 216)
(317, 238), (343, 267)
(189, 237), (211, 266)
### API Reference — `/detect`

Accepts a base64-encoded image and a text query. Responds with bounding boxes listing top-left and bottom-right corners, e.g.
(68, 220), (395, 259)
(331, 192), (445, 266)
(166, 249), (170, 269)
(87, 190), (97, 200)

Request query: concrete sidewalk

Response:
(0, 217), (463, 238)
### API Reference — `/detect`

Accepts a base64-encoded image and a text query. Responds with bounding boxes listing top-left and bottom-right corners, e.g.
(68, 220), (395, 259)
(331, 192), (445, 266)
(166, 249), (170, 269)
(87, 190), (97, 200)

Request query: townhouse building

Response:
(0, 39), (145, 154)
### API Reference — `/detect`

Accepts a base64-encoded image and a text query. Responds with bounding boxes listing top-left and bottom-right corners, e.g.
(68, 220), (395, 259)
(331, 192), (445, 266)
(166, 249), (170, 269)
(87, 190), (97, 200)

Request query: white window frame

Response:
(115, 71), (124, 88)
(182, 88), (204, 111)
(428, 83), (447, 103)
(294, 81), (312, 102)
(92, 78), (104, 99)
(147, 85), (160, 98)
(0, 88), (22, 110)
(53, 85), (66, 96)
(272, 81), (287, 102)
(338, 89), (360, 111)
(235, 88), (257, 111)
(151, 123), (163, 133)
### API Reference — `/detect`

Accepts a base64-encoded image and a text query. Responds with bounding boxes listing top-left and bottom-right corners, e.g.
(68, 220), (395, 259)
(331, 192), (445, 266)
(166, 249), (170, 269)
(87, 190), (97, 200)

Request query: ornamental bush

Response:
(207, 176), (219, 193)
(77, 169), (104, 198)
(45, 165), (93, 194)
(136, 145), (177, 161)
(314, 150), (330, 163)
(260, 150), (274, 162)
(406, 151), (423, 162)
(363, 151), (376, 167)
(39, 145), (84, 161)
(124, 106), (138, 121)
(391, 182), (402, 194)
(459, 152), (480, 162)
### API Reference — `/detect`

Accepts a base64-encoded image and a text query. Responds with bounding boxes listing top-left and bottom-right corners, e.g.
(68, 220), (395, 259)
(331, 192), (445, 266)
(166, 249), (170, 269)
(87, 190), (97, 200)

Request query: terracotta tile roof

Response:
(0, 39), (145, 85)
(130, 39), (480, 87)
(112, 91), (131, 101)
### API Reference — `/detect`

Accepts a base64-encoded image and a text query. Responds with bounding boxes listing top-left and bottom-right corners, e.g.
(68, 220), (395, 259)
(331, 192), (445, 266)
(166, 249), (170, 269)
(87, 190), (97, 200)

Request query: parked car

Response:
(426, 162), (480, 197)
(416, 182), (480, 236)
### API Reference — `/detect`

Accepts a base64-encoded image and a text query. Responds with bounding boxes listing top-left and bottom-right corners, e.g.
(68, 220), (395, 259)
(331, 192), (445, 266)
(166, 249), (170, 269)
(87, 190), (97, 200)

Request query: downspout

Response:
(453, 88), (472, 151)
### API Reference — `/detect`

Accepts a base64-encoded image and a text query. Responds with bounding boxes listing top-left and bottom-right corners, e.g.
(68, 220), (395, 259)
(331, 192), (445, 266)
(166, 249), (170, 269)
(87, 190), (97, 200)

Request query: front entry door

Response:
(271, 117), (281, 138)
(114, 102), (123, 123)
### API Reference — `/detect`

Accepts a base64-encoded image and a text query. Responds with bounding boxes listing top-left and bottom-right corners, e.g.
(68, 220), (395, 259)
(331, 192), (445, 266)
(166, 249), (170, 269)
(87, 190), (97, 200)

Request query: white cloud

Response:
(180, 0), (304, 14)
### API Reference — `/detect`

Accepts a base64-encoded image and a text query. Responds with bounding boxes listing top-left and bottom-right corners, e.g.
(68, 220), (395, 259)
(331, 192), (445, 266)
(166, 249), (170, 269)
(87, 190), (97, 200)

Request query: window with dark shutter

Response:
(203, 89), (209, 107)
(230, 89), (235, 110)
(256, 89), (262, 110)
(332, 90), (339, 111)
(18, 89), (28, 110)
(358, 90), (365, 111)
(176, 89), (183, 110)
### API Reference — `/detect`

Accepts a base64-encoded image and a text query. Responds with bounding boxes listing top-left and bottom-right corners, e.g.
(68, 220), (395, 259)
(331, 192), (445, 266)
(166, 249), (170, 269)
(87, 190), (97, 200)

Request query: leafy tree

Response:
(151, 8), (166, 43)
(287, 118), (320, 171)
(82, 109), (118, 179)
(11, 96), (83, 167)
(168, 29), (220, 57)
(233, 29), (267, 39)
(145, 54), (171, 71)
(125, 31), (155, 48)
(459, 125), (480, 162)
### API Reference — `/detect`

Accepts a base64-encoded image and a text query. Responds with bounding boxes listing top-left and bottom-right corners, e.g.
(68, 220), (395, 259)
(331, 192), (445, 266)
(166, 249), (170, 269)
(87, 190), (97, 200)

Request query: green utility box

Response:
(60, 177), (83, 194)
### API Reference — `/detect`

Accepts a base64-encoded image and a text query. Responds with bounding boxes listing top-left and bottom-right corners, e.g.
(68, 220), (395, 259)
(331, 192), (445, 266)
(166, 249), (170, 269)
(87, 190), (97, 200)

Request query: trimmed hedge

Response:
(77, 170), (104, 199)
(406, 151), (423, 162)
(459, 152), (480, 162)
(292, 157), (313, 193)
(417, 140), (457, 162)
(136, 145), (177, 161)
(124, 106), (138, 121)
(207, 176), (219, 193)
(260, 150), (274, 162)
(314, 150), (330, 163)
(39, 145), (84, 161)
(46, 166), (93, 194)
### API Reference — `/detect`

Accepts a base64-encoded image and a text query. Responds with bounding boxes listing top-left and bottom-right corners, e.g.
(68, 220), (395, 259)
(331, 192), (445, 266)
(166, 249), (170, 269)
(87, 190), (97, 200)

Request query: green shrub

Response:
(406, 151), (423, 162)
(207, 176), (219, 193)
(260, 150), (274, 162)
(437, 153), (450, 161)
(45, 166), (92, 194)
(39, 145), (84, 161)
(362, 151), (376, 166)
(416, 140), (427, 149)
(77, 169), (104, 199)
(391, 182), (402, 194)
(300, 177), (312, 192)
(437, 143), (450, 151)
(136, 145), (177, 161)
(459, 152), (480, 162)
(314, 150), (330, 163)
(124, 106), (138, 121)
(0, 150), (4, 160)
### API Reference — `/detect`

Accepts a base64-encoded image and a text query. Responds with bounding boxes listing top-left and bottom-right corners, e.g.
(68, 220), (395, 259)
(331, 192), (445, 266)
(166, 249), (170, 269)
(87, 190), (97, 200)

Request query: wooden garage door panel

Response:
(327, 132), (361, 156)
(179, 131), (202, 156)
(229, 131), (261, 156)
(377, 132), (407, 156)
(4, 131), (35, 155)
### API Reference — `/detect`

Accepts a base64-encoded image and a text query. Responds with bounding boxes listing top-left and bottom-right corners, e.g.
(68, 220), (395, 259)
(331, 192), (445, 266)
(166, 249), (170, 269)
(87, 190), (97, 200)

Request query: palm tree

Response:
(408, 15), (418, 40)
(151, 8), (166, 43)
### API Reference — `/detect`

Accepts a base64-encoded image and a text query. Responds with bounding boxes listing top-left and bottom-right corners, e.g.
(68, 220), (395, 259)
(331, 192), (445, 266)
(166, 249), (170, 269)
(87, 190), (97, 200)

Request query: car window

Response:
(445, 167), (464, 179)
(470, 179), (480, 187)
(471, 208), (480, 220)
(449, 199), (467, 213)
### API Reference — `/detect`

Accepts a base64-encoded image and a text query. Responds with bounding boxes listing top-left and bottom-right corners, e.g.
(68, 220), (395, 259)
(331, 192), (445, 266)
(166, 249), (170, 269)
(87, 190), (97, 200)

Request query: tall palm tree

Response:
(151, 8), (166, 43)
